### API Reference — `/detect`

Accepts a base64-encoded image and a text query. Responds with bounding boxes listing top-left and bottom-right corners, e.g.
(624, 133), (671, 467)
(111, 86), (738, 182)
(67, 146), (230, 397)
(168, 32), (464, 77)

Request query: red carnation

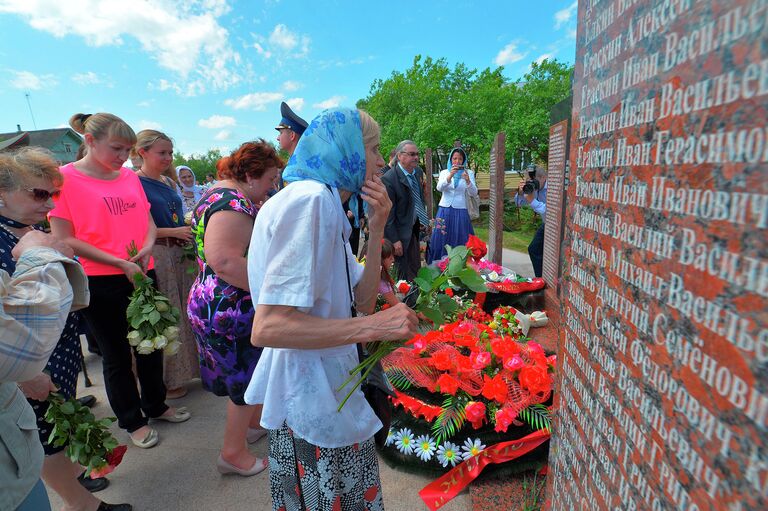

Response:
(429, 350), (454, 371)
(435, 374), (460, 395)
(397, 281), (411, 294)
(465, 401), (487, 429)
(470, 351), (491, 370)
(481, 373), (508, 403)
(494, 407), (517, 433)
(444, 287), (454, 297)
(519, 364), (551, 395)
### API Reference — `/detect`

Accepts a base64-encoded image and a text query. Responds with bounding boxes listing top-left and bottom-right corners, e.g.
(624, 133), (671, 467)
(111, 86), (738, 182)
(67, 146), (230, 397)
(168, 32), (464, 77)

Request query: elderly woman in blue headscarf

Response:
(426, 147), (478, 264)
(244, 108), (419, 511)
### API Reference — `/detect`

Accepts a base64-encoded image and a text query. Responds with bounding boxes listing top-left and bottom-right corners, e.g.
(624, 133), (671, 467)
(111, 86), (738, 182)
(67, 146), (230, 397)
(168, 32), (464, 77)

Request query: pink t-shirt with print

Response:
(50, 164), (154, 276)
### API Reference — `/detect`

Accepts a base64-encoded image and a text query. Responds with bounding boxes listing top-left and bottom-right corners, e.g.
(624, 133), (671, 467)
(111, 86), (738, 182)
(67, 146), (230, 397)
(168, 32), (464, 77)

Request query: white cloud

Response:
(9, 70), (56, 90)
(535, 53), (554, 64)
(282, 80), (301, 91)
(198, 114), (236, 129)
(213, 129), (230, 141)
(285, 97), (304, 111)
(554, 1), (578, 30)
(138, 120), (162, 131)
(71, 71), (101, 85)
(494, 43), (528, 66)
(252, 23), (310, 60)
(224, 91), (283, 110)
(0, 0), (241, 94)
(312, 95), (345, 109)
(137, 100), (152, 107)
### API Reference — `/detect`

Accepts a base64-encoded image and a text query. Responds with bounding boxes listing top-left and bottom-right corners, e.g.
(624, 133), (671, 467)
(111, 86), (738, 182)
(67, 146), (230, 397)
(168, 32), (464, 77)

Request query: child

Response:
(379, 239), (400, 307)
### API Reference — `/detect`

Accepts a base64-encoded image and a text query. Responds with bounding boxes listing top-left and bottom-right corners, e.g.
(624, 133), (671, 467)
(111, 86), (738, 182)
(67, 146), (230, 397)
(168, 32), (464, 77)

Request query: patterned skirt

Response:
(268, 423), (384, 511)
(152, 243), (200, 389)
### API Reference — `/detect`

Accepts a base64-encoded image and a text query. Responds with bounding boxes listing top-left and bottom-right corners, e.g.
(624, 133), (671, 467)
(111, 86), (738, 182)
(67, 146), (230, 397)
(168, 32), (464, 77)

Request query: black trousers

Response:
(528, 223), (545, 278)
(395, 222), (421, 281)
(81, 272), (168, 432)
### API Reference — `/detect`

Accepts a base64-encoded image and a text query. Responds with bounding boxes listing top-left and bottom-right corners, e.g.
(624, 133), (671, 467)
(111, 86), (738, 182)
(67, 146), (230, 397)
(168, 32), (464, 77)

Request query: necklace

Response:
(0, 220), (32, 240)
(0, 214), (30, 229)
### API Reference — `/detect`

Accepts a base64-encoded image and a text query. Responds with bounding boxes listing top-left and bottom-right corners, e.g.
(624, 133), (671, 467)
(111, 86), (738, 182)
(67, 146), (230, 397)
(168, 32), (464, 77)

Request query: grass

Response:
(471, 206), (538, 253)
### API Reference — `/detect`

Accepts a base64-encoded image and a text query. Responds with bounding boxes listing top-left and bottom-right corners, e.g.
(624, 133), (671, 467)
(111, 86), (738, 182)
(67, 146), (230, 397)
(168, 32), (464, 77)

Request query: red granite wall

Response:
(547, 0), (768, 509)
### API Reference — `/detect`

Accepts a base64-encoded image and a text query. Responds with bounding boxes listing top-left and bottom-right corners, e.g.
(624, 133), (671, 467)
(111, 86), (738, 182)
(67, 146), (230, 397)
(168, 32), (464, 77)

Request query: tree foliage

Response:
(357, 55), (572, 172)
(173, 149), (223, 182)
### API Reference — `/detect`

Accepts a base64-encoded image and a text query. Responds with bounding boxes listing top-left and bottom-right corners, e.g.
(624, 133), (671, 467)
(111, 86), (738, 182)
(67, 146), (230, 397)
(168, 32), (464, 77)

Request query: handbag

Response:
(466, 188), (480, 220)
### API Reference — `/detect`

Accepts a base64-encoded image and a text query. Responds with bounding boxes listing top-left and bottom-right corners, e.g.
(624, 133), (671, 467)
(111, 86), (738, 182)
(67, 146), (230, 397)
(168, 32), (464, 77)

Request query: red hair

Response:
(216, 139), (284, 181)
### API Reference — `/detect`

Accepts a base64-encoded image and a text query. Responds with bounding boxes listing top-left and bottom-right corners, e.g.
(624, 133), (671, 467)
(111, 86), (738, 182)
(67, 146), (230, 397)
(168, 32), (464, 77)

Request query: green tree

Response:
(173, 149), (223, 183)
(357, 55), (572, 172)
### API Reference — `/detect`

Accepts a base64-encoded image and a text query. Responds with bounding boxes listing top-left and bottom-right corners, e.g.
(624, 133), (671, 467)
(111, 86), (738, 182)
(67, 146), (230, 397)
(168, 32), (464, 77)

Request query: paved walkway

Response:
(48, 354), (470, 511)
(501, 248), (535, 278)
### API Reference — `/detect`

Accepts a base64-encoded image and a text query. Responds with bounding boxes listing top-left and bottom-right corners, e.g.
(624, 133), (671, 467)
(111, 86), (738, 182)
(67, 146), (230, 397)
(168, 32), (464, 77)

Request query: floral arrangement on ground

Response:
(379, 302), (554, 476)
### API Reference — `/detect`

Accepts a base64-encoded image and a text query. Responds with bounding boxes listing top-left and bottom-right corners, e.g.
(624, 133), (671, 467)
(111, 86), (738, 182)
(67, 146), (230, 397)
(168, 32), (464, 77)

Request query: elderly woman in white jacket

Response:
(426, 147), (478, 263)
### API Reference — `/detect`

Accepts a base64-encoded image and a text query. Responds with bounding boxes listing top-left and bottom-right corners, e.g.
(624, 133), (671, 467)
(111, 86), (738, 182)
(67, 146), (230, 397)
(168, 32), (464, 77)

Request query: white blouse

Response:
(435, 168), (478, 209)
(244, 180), (381, 448)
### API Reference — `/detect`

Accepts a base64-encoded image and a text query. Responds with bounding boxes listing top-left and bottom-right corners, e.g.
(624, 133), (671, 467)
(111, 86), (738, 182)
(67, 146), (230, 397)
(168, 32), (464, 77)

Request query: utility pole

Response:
(25, 92), (38, 129)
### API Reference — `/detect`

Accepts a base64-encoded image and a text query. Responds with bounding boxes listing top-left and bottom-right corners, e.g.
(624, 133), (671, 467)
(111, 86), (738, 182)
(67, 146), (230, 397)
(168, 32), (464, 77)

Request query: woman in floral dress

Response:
(187, 140), (283, 476)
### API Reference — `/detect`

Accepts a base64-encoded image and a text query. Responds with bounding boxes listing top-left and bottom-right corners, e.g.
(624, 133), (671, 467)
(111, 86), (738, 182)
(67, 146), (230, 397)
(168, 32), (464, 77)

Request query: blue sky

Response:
(0, 0), (577, 156)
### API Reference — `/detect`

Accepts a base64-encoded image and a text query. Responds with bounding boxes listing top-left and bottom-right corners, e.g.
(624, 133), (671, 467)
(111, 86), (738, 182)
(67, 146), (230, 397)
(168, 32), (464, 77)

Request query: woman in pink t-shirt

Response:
(50, 112), (190, 451)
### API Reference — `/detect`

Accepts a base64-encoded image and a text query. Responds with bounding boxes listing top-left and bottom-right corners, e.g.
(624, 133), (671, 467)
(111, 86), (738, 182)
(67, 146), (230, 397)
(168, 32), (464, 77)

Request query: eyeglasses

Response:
(401, 151), (420, 157)
(25, 188), (61, 202)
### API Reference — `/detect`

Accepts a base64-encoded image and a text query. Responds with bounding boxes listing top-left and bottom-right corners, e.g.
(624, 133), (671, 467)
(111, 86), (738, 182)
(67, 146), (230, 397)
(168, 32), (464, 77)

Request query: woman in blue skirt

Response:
(427, 147), (478, 264)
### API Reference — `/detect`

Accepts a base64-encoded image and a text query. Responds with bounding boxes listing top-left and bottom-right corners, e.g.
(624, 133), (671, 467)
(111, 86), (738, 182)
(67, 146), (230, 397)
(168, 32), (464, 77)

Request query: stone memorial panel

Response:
(487, 132), (505, 265)
(425, 148), (434, 218)
(542, 118), (569, 294)
(547, 1), (768, 510)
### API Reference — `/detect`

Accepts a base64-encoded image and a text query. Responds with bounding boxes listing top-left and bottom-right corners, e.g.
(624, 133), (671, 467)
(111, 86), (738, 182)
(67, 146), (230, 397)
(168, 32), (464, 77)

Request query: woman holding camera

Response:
(426, 147), (477, 264)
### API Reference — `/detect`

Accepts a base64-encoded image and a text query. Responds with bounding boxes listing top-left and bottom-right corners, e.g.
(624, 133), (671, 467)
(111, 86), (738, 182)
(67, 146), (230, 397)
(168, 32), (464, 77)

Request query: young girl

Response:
(132, 130), (199, 400)
(50, 113), (189, 451)
(378, 239), (400, 307)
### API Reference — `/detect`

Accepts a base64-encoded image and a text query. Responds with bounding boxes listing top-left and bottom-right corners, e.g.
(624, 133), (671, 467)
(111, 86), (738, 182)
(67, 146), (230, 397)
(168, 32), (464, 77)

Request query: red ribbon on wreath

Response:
(485, 277), (546, 294)
(418, 428), (551, 511)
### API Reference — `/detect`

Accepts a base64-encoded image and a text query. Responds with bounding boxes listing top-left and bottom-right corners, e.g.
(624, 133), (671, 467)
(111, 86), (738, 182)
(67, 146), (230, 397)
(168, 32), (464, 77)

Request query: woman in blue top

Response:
(134, 130), (199, 400)
(427, 147), (478, 263)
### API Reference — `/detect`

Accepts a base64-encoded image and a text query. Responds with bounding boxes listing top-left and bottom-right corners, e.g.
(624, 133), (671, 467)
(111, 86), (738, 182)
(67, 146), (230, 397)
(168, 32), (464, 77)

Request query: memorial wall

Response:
(548, 0), (768, 509)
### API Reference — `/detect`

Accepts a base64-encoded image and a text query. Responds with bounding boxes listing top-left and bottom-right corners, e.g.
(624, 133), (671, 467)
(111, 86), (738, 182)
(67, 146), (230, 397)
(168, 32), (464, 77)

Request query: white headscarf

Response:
(176, 165), (203, 212)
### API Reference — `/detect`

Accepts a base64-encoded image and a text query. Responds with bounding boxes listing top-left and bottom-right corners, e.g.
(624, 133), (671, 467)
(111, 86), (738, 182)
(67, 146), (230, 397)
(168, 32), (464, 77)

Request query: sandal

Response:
(247, 427), (268, 444)
(153, 407), (191, 423)
(130, 428), (158, 449)
(216, 455), (268, 477)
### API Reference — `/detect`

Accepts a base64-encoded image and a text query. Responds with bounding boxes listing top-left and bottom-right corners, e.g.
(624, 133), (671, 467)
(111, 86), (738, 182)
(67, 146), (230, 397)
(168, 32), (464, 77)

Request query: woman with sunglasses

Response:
(0, 147), (132, 511)
(50, 113), (189, 453)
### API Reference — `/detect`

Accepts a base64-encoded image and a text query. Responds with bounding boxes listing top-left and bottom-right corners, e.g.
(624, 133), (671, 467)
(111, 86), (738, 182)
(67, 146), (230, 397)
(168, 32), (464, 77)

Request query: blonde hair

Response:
(69, 113), (136, 144)
(131, 130), (178, 184)
(358, 109), (380, 147)
(0, 147), (63, 192)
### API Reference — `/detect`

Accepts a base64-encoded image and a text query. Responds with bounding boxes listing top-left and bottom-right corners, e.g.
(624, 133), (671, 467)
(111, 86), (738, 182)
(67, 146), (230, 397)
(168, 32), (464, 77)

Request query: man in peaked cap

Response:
(275, 101), (308, 156)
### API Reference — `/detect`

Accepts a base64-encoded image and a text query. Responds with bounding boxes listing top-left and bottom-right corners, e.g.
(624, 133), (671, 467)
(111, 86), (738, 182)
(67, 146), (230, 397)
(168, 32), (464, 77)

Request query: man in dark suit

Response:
(382, 140), (429, 281)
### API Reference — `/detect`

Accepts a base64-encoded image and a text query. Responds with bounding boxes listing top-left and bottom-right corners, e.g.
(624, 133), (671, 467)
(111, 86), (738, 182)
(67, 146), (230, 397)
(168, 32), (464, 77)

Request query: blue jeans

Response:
(16, 479), (50, 511)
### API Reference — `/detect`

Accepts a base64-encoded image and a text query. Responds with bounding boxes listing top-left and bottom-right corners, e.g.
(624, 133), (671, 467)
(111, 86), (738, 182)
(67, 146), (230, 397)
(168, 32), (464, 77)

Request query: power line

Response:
(25, 92), (38, 129)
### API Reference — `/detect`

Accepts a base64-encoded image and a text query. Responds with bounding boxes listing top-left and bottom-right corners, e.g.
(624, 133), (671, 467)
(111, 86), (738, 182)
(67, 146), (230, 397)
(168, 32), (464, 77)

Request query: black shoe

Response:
(77, 395), (97, 408)
(77, 472), (109, 493)
(97, 503), (132, 511)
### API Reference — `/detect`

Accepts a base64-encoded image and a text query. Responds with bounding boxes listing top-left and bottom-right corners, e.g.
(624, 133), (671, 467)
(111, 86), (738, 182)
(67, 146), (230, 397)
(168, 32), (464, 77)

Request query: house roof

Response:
(0, 132), (27, 151)
(0, 128), (82, 150)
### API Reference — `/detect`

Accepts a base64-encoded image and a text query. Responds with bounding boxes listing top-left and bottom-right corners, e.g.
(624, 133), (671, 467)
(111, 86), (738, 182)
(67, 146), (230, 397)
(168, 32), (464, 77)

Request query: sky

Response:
(0, 0), (577, 157)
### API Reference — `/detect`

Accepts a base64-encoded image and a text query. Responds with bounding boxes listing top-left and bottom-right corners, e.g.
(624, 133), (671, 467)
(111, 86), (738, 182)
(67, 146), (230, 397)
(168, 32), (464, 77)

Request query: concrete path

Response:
(48, 353), (471, 511)
(501, 248), (535, 278)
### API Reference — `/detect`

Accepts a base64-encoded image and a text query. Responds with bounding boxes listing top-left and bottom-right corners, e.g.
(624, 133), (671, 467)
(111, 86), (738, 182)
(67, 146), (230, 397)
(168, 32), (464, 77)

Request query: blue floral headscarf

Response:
(282, 108), (367, 224)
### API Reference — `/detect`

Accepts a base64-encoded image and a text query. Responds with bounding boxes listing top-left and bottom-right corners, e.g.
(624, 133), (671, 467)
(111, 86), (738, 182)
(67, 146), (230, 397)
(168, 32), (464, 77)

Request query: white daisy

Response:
(395, 428), (415, 455)
(414, 435), (436, 462)
(436, 441), (461, 467)
(384, 428), (396, 446)
(461, 438), (487, 460)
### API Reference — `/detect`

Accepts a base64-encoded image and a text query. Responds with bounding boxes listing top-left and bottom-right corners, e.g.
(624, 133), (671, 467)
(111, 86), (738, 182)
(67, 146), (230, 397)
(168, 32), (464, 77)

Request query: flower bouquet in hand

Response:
(337, 244), (488, 410)
(125, 241), (182, 355)
(45, 393), (127, 477)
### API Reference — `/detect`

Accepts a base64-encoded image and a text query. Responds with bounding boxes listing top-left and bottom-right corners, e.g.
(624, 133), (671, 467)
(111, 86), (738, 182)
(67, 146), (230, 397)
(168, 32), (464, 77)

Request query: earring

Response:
(0, 198), (5, 208)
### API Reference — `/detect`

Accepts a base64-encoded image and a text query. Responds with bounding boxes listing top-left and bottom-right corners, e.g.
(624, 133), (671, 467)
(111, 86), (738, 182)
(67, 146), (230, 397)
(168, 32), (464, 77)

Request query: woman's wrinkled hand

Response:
(369, 303), (419, 341)
(361, 175), (391, 235)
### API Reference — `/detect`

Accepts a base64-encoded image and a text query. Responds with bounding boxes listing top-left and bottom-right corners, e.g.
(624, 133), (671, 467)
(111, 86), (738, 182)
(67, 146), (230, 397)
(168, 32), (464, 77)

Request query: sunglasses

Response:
(25, 188), (61, 202)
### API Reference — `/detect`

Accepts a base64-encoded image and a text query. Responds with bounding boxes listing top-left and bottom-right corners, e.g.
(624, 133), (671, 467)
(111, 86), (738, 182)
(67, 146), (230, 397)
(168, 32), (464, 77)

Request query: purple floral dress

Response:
(187, 187), (261, 405)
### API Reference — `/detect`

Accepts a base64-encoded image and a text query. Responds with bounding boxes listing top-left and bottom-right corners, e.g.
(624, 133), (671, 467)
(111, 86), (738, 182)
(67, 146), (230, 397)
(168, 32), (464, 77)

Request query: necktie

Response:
(406, 172), (429, 226)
